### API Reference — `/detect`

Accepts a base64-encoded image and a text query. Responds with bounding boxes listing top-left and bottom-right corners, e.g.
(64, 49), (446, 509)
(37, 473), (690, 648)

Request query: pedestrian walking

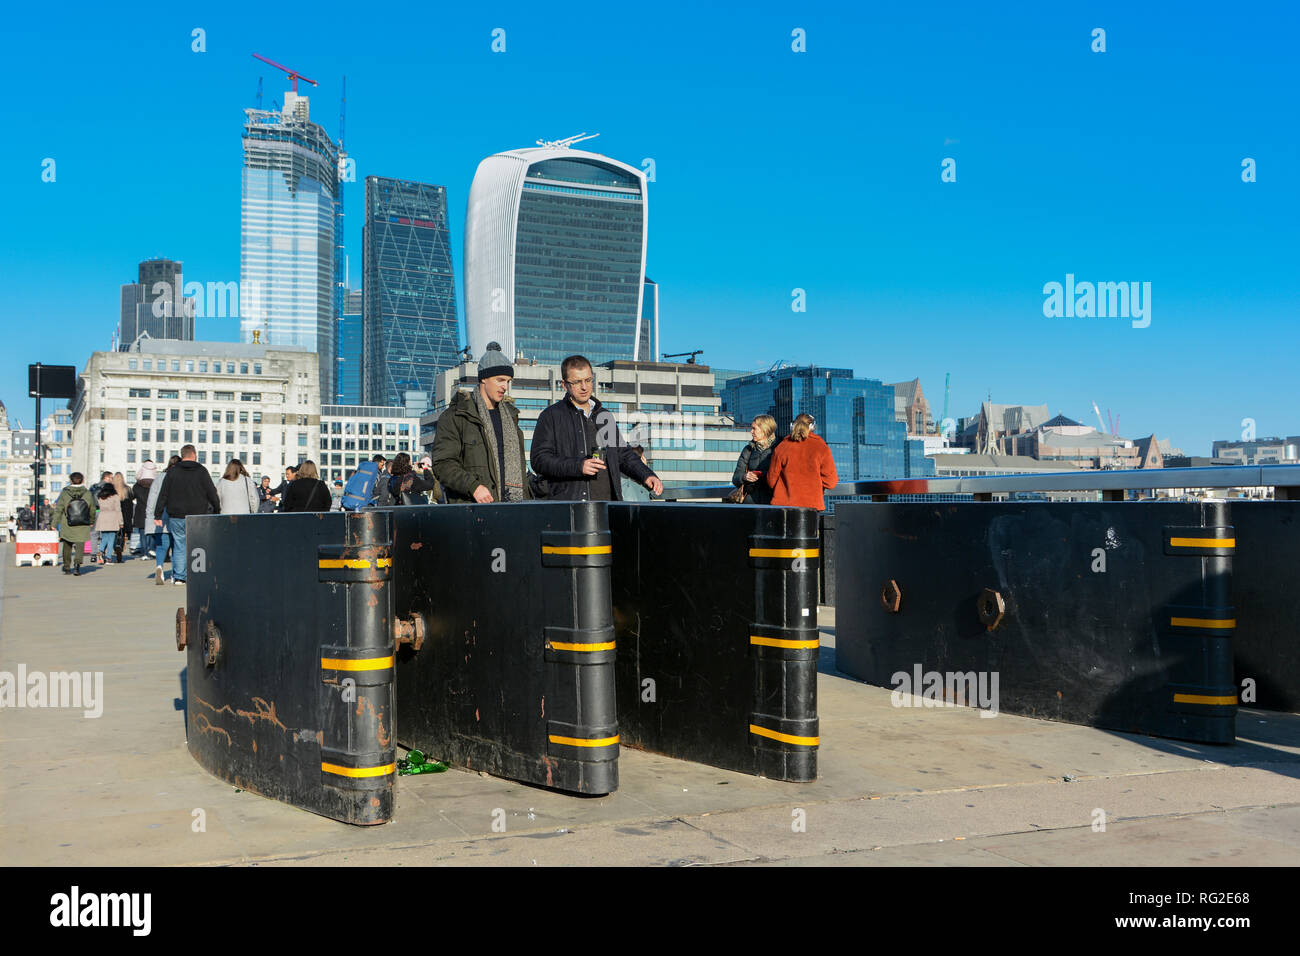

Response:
(766, 413), (839, 511)
(131, 461), (157, 557)
(4, 515), (15, 542)
(279, 460), (332, 512)
(154, 445), (219, 586)
(217, 459), (259, 515)
(88, 470), (112, 556)
(112, 472), (133, 561)
(50, 472), (96, 576)
(369, 455), (394, 507)
(93, 484), (123, 564)
(148, 456), (181, 583)
(730, 414), (777, 504)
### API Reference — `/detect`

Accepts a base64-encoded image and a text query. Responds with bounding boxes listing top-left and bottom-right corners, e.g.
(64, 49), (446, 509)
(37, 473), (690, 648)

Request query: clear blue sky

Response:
(1, 1), (1295, 455)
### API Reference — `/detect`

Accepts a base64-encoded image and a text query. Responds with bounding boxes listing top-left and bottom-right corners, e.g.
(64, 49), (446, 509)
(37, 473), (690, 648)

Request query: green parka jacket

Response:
(51, 484), (98, 544)
(430, 390), (533, 503)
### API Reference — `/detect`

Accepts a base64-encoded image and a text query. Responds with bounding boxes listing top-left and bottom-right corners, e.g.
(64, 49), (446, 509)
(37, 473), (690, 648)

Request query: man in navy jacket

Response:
(530, 355), (662, 502)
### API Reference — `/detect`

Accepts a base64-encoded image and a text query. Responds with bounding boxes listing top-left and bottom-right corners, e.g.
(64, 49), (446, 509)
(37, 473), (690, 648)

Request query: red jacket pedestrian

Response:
(766, 414), (838, 510)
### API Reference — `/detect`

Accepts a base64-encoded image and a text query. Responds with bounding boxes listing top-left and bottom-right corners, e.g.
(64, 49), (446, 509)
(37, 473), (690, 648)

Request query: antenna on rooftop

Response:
(536, 132), (600, 149)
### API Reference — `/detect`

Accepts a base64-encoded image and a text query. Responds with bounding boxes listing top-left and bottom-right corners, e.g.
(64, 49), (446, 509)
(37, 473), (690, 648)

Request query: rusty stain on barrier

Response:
(194, 714), (232, 746)
(236, 697), (286, 731)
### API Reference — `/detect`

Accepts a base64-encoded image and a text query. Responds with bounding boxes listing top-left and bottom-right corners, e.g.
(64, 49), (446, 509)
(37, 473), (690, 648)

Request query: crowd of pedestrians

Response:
(34, 350), (837, 583)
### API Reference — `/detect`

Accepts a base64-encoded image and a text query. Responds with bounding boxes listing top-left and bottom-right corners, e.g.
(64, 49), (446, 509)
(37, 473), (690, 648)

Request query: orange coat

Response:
(766, 434), (838, 510)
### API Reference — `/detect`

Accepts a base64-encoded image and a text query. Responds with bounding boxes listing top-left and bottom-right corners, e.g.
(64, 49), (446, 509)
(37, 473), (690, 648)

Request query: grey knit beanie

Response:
(477, 342), (514, 380)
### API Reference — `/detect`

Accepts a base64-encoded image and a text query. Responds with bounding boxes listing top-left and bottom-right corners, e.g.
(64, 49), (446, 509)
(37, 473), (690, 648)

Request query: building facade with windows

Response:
(421, 359), (750, 491)
(317, 405), (421, 484)
(336, 287), (363, 405)
(362, 177), (460, 407)
(119, 258), (196, 349)
(0, 402), (36, 522)
(464, 145), (649, 367)
(70, 340), (320, 484)
(240, 92), (339, 401)
(1211, 436), (1300, 465)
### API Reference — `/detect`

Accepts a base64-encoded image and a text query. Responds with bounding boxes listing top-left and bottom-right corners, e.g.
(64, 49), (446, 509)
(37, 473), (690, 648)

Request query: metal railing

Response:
(661, 464), (1300, 502)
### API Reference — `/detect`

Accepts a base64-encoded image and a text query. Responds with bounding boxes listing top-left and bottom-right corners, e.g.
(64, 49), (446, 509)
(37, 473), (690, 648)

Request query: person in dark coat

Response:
(530, 355), (662, 502)
(430, 343), (532, 503)
(112, 472), (133, 561)
(732, 414), (778, 504)
(154, 444), (220, 586)
(279, 460), (332, 512)
(50, 472), (97, 575)
(387, 452), (443, 505)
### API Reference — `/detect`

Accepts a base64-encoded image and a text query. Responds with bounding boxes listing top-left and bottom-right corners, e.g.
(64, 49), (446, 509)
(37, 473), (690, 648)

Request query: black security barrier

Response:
(820, 513), (837, 606)
(1231, 501), (1300, 713)
(608, 503), (820, 781)
(835, 501), (1236, 744)
(390, 502), (618, 795)
(180, 510), (397, 825)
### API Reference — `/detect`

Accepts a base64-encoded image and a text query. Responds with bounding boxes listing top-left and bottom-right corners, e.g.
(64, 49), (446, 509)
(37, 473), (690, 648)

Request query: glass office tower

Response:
(240, 92), (339, 400)
(361, 177), (459, 407)
(336, 288), (363, 404)
(464, 146), (648, 366)
(725, 366), (936, 481)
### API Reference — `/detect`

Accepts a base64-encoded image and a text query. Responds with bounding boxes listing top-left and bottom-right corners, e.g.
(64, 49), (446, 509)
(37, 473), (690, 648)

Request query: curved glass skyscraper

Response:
(464, 146), (648, 366)
(240, 92), (339, 399)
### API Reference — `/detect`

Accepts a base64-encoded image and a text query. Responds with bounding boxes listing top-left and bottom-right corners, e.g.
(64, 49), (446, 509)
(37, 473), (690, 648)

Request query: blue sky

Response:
(1, 1), (1295, 455)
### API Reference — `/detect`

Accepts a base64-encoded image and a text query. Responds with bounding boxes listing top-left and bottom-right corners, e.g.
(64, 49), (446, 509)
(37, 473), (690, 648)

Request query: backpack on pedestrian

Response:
(341, 461), (381, 511)
(65, 494), (92, 527)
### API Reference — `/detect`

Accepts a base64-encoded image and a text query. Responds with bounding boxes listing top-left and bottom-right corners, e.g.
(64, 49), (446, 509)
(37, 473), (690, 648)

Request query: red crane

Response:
(251, 53), (318, 93)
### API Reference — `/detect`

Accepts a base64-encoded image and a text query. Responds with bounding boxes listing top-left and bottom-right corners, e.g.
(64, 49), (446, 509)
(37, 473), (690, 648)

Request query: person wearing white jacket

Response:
(217, 459), (260, 514)
(147, 455), (179, 584)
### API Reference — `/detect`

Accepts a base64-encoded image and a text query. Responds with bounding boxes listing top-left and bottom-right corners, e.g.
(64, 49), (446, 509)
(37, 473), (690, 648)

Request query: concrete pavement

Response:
(1, 542), (1297, 866)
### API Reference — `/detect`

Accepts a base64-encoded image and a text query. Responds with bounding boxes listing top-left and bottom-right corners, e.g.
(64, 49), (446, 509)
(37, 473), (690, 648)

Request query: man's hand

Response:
(581, 457), (607, 476)
(645, 476), (664, 496)
(472, 485), (495, 504)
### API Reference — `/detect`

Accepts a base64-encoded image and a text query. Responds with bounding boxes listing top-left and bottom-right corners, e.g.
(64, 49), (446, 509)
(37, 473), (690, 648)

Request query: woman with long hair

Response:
(217, 458), (260, 514)
(112, 472), (133, 562)
(731, 414), (777, 504)
(280, 460), (333, 512)
(387, 452), (442, 505)
(766, 413), (839, 511)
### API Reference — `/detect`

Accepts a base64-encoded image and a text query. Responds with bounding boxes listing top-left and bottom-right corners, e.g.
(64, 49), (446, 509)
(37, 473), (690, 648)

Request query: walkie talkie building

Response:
(464, 144), (648, 366)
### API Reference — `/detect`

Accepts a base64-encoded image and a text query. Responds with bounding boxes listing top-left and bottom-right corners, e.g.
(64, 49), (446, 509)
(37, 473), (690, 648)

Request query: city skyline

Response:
(2, 4), (1296, 457)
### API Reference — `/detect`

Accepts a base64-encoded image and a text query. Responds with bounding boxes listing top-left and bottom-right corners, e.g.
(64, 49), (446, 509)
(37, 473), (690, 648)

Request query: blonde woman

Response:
(280, 460), (332, 512)
(766, 413), (838, 511)
(732, 414), (777, 504)
(111, 472), (134, 562)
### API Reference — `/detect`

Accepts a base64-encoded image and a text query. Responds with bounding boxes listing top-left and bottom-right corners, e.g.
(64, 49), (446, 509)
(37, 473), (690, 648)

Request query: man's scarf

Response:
(474, 389), (525, 501)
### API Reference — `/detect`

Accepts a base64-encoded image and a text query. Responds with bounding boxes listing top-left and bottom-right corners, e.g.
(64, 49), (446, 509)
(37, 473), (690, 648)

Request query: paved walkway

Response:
(2, 542), (1297, 866)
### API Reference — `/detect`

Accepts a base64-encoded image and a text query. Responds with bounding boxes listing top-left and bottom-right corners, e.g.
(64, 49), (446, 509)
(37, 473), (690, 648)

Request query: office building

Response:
(362, 177), (459, 407)
(1211, 436), (1300, 465)
(889, 378), (934, 435)
(0, 402), (36, 520)
(317, 405), (421, 484)
(240, 91), (339, 401)
(119, 258), (196, 349)
(464, 143), (648, 366)
(422, 359), (750, 490)
(336, 287), (363, 405)
(70, 340), (320, 483)
(724, 366), (935, 482)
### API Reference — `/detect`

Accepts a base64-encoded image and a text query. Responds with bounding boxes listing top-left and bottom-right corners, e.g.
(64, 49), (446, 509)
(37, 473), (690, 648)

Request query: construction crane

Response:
(251, 53), (318, 93)
(1091, 401), (1108, 435)
(663, 350), (703, 365)
(942, 372), (950, 434)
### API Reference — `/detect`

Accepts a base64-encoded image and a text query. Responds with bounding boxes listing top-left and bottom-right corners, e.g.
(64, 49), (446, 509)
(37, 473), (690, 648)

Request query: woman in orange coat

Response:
(766, 413), (838, 510)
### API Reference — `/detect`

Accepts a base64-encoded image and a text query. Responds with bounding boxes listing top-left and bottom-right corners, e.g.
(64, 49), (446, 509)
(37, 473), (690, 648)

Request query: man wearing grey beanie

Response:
(430, 342), (533, 503)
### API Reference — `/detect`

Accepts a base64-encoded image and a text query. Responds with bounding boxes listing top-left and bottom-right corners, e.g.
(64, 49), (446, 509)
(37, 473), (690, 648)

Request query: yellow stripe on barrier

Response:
(321, 761), (396, 778)
(748, 548), (821, 559)
(1170, 617), (1236, 630)
(547, 641), (617, 652)
(750, 635), (821, 649)
(541, 545), (613, 555)
(318, 558), (391, 570)
(1169, 536), (1235, 549)
(321, 656), (395, 671)
(548, 734), (619, 748)
(749, 724), (819, 747)
(1173, 693), (1237, 706)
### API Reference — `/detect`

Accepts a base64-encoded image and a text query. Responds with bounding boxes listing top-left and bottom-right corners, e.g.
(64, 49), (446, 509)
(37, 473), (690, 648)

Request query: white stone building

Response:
(70, 340), (321, 484)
